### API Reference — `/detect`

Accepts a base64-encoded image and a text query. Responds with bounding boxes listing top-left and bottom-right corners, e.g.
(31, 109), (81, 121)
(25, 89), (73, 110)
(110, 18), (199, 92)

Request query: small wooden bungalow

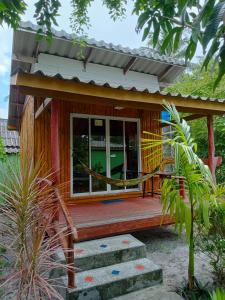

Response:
(8, 21), (225, 241)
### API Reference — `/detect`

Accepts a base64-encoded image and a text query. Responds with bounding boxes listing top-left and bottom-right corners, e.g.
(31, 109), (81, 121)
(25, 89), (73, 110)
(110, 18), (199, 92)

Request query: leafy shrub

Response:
(196, 202), (225, 287)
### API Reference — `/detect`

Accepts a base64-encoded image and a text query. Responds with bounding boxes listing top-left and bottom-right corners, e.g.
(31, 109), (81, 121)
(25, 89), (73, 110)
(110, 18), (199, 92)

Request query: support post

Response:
(50, 100), (76, 288)
(67, 231), (75, 288)
(51, 100), (60, 184)
(179, 177), (185, 198)
(207, 115), (216, 181)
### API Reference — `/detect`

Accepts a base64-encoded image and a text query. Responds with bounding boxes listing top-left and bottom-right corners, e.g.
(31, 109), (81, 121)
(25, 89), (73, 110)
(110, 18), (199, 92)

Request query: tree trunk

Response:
(188, 203), (194, 289)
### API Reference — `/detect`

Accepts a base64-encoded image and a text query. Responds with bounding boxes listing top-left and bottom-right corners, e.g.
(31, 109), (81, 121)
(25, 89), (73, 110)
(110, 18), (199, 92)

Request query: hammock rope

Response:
(79, 160), (159, 187)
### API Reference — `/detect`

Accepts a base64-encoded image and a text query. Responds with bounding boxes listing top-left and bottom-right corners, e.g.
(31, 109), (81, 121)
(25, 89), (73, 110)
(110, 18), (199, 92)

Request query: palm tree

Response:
(143, 102), (216, 289)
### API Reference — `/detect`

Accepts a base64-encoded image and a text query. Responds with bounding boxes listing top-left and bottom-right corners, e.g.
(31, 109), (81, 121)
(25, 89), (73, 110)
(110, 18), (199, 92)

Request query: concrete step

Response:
(60, 258), (162, 300)
(56, 234), (146, 272)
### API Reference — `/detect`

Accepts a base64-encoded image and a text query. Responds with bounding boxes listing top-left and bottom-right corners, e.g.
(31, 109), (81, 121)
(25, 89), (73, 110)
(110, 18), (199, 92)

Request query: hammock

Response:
(79, 161), (159, 187)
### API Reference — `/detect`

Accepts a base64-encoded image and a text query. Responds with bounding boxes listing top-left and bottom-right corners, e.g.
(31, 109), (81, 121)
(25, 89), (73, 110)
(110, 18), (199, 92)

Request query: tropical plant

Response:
(196, 201), (225, 287)
(177, 278), (212, 300)
(166, 61), (225, 183)
(210, 288), (225, 300)
(1, 1), (225, 86)
(0, 158), (72, 299)
(143, 102), (217, 290)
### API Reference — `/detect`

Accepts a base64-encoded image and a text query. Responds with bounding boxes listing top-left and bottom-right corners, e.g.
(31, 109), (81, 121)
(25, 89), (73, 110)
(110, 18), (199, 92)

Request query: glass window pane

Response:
(72, 118), (89, 194)
(110, 120), (124, 190)
(91, 119), (107, 192)
(125, 121), (138, 189)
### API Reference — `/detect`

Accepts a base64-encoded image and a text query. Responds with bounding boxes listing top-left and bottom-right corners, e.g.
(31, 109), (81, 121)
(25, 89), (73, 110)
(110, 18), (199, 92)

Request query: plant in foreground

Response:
(177, 278), (211, 300)
(196, 200), (225, 287)
(210, 288), (225, 300)
(0, 158), (73, 299)
(177, 280), (225, 300)
(143, 102), (217, 290)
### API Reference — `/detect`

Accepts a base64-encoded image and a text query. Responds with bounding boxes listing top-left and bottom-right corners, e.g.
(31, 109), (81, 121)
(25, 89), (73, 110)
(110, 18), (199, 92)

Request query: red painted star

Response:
(84, 276), (94, 282)
(122, 240), (130, 245)
(135, 264), (145, 270)
(75, 248), (84, 254)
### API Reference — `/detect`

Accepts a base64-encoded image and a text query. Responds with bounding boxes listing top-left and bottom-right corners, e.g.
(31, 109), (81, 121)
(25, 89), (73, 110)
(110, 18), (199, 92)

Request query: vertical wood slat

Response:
(20, 96), (35, 166)
(51, 100), (60, 184)
(33, 97), (51, 178)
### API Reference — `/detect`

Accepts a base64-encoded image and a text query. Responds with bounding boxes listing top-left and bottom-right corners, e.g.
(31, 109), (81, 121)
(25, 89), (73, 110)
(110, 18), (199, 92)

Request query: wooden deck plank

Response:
(77, 215), (173, 241)
(62, 196), (174, 241)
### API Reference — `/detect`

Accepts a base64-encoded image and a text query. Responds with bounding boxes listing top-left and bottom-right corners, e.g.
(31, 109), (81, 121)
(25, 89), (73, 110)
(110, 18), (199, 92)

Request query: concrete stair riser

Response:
(54, 234), (146, 275)
(63, 258), (162, 300)
(53, 235), (163, 300)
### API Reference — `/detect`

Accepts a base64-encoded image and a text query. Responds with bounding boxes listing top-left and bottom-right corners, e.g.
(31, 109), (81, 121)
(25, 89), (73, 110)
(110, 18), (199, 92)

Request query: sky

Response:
(0, 1), (202, 119)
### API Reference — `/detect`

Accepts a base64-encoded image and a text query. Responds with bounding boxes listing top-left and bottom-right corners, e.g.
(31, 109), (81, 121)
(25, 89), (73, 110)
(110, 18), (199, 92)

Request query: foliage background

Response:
(0, 137), (5, 161)
(166, 62), (225, 183)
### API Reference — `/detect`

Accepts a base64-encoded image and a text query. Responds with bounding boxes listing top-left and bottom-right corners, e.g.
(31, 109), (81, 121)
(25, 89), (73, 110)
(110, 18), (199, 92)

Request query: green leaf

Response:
(202, 2), (225, 51)
(202, 38), (220, 70)
(161, 28), (176, 54)
(173, 27), (183, 53)
(178, 0), (187, 14)
(137, 10), (150, 31)
(214, 45), (225, 89)
(200, 0), (216, 27)
(152, 18), (160, 47)
(185, 39), (197, 62)
(142, 19), (152, 41)
(0, 3), (7, 10)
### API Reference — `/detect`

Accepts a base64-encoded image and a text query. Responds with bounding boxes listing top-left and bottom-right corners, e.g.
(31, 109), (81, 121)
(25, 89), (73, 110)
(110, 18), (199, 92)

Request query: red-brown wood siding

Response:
(28, 96), (161, 203)
(20, 96), (35, 165)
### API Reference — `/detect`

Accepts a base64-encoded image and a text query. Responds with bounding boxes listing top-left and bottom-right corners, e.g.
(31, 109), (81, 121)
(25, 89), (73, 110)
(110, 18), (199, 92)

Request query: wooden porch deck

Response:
(63, 196), (174, 241)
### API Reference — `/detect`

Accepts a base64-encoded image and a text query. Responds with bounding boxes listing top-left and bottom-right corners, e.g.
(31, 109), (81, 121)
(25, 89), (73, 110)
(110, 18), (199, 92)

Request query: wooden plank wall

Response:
(34, 97), (52, 178)
(31, 96), (161, 203)
(20, 96), (35, 166)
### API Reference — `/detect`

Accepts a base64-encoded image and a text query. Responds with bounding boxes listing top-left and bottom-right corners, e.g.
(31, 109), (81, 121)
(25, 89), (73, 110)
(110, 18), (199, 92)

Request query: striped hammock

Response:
(79, 161), (158, 187)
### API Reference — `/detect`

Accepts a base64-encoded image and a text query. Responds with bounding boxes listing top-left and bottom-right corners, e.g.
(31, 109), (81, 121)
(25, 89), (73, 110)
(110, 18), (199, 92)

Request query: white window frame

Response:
(70, 113), (142, 197)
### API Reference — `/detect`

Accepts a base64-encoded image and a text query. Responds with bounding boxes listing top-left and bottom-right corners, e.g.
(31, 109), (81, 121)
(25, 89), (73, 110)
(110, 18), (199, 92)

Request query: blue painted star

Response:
(100, 244), (108, 248)
(112, 270), (120, 275)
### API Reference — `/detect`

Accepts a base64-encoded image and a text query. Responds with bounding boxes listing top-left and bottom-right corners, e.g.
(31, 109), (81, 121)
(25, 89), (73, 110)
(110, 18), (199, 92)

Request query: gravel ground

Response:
(114, 225), (214, 300)
(133, 225), (213, 291)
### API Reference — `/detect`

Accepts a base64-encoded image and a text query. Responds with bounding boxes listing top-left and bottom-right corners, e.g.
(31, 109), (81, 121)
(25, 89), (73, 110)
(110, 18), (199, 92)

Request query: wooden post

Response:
(51, 100), (60, 184)
(207, 115), (216, 181)
(51, 100), (76, 289)
(179, 177), (185, 198)
(67, 231), (75, 288)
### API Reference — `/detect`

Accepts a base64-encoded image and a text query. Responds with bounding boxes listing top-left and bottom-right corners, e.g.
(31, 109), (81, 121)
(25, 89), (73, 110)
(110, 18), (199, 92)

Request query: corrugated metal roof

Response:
(0, 119), (20, 153)
(11, 21), (186, 84)
(26, 70), (225, 103)
(9, 22), (225, 130)
(20, 21), (185, 65)
(9, 21), (188, 129)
